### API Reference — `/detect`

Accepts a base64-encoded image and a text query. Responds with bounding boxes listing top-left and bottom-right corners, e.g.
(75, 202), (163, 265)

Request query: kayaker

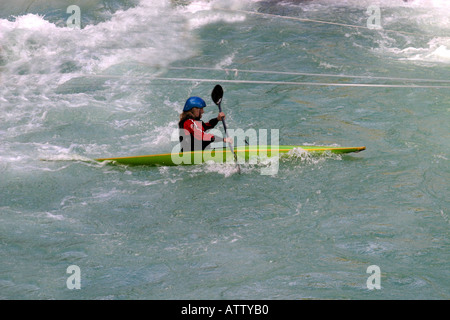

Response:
(178, 96), (232, 152)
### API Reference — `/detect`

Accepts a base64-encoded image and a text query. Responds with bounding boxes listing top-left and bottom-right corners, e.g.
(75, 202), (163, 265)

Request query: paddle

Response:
(211, 84), (241, 174)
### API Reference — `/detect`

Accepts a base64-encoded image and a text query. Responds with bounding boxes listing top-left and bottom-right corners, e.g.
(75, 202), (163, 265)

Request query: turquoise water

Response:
(0, 0), (449, 300)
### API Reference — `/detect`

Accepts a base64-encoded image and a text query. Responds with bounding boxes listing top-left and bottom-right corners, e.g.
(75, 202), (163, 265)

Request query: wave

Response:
(0, 1), (196, 76)
(257, 0), (450, 64)
(278, 0), (450, 8)
(375, 37), (450, 64)
(0, 0), (139, 21)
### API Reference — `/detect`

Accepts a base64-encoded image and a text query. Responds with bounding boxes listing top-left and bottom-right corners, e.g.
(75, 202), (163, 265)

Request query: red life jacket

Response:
(178, 117), (219, 152)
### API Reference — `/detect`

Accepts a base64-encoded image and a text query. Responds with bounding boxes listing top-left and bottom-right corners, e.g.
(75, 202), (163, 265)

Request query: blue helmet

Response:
(183, 96), (206, 112)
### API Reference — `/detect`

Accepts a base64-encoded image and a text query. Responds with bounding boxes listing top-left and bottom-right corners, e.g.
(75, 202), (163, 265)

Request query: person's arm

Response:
(203, 118), (219, 130)
(204, 112), (225, 129)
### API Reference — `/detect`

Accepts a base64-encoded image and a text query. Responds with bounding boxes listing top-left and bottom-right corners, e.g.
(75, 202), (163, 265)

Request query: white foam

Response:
(304, 0), (450, 9)
(201, 161), (241, 177)
(0, 0), (196, 79)
(183, 0), (214, 13)
(177, 0), (246, 30)
(44, 212), (65, 221)
(215, 52), (237, 69)
(286, 147), (342, 166)
(376, 37), (450, 64)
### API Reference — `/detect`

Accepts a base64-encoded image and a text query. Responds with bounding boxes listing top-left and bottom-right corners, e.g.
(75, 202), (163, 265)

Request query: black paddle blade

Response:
(211, 85), (223, 105)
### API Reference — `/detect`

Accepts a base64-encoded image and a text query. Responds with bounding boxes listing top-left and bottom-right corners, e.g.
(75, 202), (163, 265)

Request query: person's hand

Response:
(223, 137), (233, 145)
(217, 112), (225, 121)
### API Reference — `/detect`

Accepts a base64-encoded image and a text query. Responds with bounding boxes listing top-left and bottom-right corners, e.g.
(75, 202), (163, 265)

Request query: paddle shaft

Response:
(217, 102), (241, 173)
(217, 103), (229, 135)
